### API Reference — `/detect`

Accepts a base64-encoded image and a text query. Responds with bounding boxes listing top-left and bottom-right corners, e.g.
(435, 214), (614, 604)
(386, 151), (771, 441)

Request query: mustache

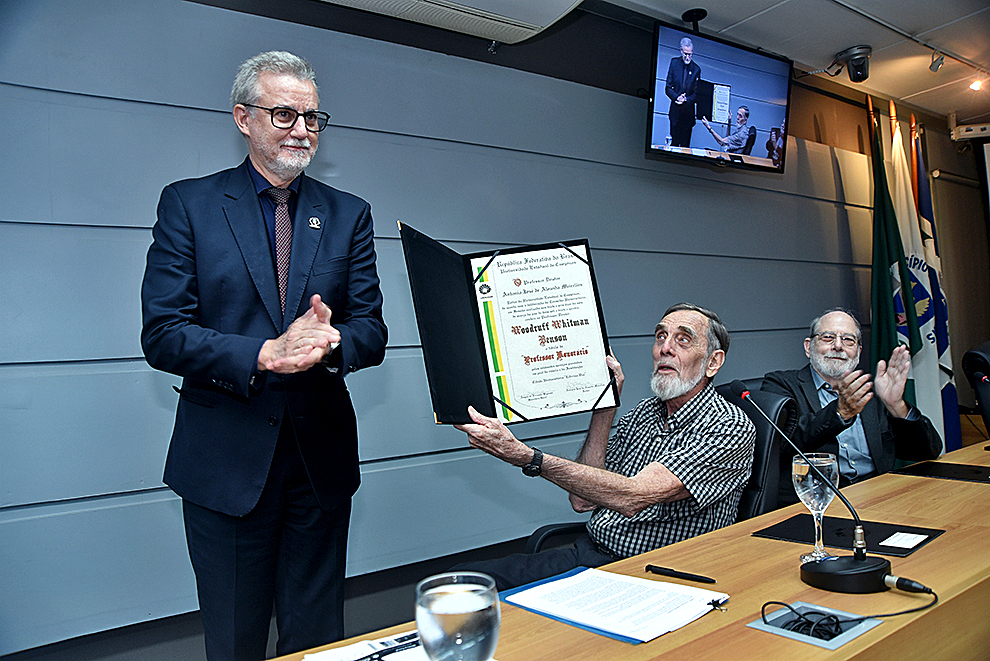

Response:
(282, 138), (312, 148)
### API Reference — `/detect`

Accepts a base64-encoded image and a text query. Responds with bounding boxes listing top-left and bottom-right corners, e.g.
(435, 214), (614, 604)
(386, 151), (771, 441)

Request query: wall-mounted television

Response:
(646, 21), (793, 173)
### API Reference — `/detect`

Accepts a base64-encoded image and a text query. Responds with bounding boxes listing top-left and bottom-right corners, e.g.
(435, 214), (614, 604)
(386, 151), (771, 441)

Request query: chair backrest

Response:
(742, 125), (757, 155)
(962, 340), (990, 431)
(716, 380), (794, 521)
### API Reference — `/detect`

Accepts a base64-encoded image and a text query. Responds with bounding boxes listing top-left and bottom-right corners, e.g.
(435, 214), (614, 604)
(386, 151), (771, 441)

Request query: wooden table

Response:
(280, 444), (990, 660)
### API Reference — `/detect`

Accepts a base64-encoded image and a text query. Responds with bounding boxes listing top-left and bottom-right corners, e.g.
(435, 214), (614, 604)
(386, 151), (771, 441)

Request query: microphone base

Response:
(800, 555), (892, 593)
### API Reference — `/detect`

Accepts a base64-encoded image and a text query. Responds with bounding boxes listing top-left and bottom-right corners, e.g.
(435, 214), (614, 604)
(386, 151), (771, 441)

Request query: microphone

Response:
(728, 380), (894, 593)
(974, 372), (989, 383)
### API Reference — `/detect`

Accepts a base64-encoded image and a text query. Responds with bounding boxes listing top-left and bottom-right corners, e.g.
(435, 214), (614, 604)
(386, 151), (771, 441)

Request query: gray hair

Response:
(230, 51), (318, 109)
(809, 307), (862, 342)
(659, 302), (730, 357)
(680, 37), (694, 50)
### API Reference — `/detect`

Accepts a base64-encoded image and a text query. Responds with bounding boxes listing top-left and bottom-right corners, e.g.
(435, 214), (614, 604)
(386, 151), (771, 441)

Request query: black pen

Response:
(646, 564), (716, 584)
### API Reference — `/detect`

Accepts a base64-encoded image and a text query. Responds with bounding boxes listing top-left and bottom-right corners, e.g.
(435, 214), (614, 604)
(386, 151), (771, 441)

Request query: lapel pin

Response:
(308, 217), (321, 229)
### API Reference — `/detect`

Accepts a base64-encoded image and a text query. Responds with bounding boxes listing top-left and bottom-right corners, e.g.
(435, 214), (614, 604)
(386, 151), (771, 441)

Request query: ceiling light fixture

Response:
(930, 51), (944, 73)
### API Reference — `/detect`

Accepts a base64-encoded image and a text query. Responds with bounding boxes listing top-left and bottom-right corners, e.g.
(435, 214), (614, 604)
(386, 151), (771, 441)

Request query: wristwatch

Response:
(522, 448), (543, 477)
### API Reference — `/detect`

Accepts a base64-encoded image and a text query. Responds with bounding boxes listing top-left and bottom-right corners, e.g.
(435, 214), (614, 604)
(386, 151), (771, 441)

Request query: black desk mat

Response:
(892, 461), (990, 483)
(752, 514), (944, 557)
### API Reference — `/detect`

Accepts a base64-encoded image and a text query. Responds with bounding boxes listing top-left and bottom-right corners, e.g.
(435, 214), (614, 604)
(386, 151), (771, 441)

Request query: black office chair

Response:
(526, 521), (588, 554)
(525, 379), (794, 553)
(742, 126), (757, 155)
(962, 340), (990, 432)
(715, 379), (794, 521)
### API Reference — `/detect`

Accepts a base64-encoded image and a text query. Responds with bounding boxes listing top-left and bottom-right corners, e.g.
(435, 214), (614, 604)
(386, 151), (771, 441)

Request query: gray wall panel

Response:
(0, 363), (177, 507)
(0, 492), (197, 653)
(348, 434), (587, 575)
(316, 128), (874, 264)
(0, 228), (406, 363)
(1, 1), (256, 111)
(592, 250), (871, 338)
(373, 237), (419, 347)
(717, 329), (814, 382)
(0, 83), (245, 228)
(0, 223), (150, 363)
(0, 86), (872, 266)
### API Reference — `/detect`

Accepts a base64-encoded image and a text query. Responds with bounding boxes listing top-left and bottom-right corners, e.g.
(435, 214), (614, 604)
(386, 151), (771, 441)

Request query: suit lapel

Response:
(861, 399), (884, 465)
(797, 365), (823, 412)
(284, 174), (326, 323)
(222, 163), (282, 329)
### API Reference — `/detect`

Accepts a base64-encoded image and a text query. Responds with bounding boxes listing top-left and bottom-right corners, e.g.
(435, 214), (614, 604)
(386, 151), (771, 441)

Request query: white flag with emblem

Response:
(886, 101), (944, 448)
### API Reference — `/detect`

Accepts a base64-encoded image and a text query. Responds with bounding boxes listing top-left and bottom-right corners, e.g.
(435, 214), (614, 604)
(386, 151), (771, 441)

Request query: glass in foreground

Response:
(415, 572), (500, 661)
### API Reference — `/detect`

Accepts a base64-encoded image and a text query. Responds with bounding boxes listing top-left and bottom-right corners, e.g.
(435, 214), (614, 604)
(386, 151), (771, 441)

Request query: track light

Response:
(835, 45), (872, 83)
(972, 80), (983, 91)
(930, 51), (944, 72)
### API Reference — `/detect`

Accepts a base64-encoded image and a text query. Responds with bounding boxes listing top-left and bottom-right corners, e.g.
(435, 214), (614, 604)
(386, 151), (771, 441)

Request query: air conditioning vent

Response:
(318, 0), (582, 44)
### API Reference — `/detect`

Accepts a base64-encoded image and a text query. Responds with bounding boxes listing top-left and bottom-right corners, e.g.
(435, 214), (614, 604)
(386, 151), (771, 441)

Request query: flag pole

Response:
(910, 114), (919, 208)
(889, 99), (897, 140)
(866, 95), (875, 143)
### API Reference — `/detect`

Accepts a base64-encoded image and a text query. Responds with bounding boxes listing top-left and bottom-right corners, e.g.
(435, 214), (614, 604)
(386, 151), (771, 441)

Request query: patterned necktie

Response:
(265, 187), (293, 313)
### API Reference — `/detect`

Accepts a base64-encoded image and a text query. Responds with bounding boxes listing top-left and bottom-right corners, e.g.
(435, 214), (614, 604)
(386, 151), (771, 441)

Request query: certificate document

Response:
(470, 243), (616, 422)
(399, 223), (616, 425)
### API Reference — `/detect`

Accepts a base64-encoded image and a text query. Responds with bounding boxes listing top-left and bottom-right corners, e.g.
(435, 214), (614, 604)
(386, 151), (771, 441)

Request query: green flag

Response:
(868, 101), (921, 375)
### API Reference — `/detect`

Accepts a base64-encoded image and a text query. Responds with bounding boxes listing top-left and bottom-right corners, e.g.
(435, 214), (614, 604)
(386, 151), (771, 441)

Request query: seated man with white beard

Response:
(762, 308), (941, 507)
(452, 303), (756, 591)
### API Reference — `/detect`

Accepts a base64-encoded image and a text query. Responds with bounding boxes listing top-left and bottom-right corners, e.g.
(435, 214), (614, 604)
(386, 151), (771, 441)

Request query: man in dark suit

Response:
(665, 36), (701, 148)
(141, 51), (387, 660)
(762, 308), (940, 506)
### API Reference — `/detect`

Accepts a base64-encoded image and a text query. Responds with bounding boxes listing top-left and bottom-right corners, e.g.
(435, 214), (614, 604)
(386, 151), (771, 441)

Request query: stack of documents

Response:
(501, 567), (728, 644)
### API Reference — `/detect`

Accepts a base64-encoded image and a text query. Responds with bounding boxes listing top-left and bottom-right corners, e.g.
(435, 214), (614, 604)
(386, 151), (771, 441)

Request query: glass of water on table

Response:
(792, 453), (840, 563)
(415, 572), (500, 661)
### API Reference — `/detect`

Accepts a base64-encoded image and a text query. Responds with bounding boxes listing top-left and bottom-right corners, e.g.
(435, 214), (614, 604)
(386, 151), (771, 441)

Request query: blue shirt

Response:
(245, 158), (301, 267)
(810, 368), (876, 481)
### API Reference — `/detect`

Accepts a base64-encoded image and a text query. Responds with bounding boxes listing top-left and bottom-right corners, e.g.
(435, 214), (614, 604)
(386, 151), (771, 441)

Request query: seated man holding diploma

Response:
(453, 303), (755, 590)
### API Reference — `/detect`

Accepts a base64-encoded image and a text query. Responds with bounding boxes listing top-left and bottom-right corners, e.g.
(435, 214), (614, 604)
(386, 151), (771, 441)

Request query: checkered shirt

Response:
(586, 383), (756, 558)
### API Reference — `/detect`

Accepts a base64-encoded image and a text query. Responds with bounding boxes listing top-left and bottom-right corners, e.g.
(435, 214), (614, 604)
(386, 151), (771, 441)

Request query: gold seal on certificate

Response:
(400, 224), (617, 425)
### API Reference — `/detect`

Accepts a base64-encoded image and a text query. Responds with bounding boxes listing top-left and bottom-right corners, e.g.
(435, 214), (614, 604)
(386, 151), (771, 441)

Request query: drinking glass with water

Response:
(415, 572), (500, 661)
(792, 453), (839, 563)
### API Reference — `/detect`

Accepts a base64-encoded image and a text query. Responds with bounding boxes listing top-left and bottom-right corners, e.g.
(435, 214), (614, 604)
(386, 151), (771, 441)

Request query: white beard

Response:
(270, 138), (315, 180)
(810, 349), (857, 379)
(257, 135), (317, 182)
(650, 367), (704, 401)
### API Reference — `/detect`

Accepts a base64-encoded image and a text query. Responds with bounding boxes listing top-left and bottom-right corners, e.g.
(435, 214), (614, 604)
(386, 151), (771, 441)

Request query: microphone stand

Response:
(730, 381), (892, 593)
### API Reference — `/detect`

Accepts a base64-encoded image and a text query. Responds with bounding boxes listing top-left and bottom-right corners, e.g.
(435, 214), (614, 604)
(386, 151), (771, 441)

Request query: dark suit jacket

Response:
(762, 365), (941, 506)
(665, 57), (701, 124)
(141, 159), (387, 516)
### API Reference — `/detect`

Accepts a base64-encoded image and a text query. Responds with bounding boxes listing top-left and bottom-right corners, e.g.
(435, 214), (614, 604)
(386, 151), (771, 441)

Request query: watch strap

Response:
(522, 447), (543, 477)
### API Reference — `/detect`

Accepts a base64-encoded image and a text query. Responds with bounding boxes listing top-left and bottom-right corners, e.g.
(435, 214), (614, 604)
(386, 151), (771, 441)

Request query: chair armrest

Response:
(525, 522), (587, 554)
